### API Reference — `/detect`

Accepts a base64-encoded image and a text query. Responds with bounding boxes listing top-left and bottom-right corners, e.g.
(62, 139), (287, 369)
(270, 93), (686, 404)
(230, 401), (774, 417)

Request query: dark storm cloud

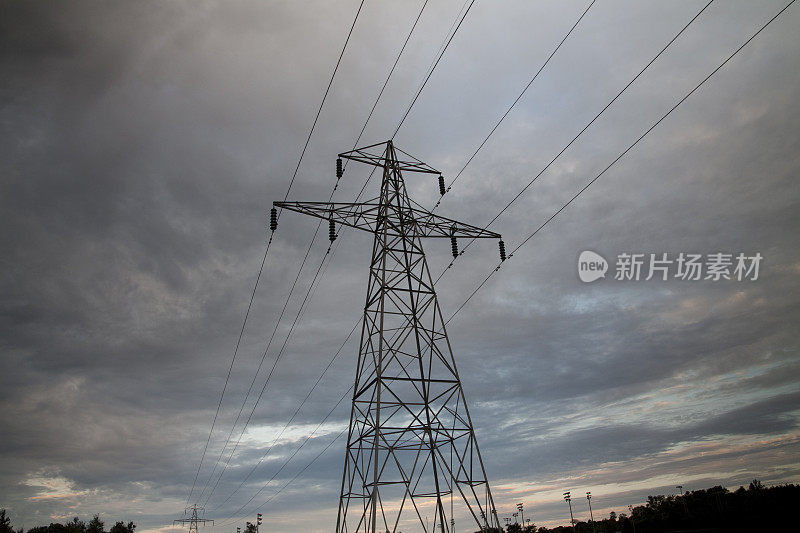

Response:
(1, 0), (799, 532)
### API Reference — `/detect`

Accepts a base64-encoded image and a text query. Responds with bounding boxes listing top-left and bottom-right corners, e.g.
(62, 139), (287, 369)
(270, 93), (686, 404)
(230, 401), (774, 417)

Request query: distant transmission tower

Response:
(275, 140), (503, 533)
(174, 505), (213, 533)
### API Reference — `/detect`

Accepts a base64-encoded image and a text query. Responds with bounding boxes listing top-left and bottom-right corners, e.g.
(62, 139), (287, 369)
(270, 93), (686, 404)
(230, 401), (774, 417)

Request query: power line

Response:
(214, 0), (796, 515)
(197, 1), (702, 501)
(282, 0), (366, 205)
(202, 112), (396, 509)
(198, 0), (598, 512)
(201, 1), (477, 506)
(203, 0), (593, 516)
(343, 0), (431, 172)
(203, 238), (334, 507)
(189, 0), (754, 523)
(198, 220), (328, 506)
(334, 0), (478, 220)
(189, 0), (366, 505)
(206, 154), (387, 509)
(202, 156), (366, 509)
(445, 0), (796, 327)
(216, 325), (423, 526)
(391, 0), (478, 138)
(203, 153), (381, 507)
(251, 427), (346, 511)
(216, 384), (352, 526)
(434, 0), (716, 282)
(185, 235), (273, 506)
(433, 0), (597, 210)
(211, 320), (359, 510)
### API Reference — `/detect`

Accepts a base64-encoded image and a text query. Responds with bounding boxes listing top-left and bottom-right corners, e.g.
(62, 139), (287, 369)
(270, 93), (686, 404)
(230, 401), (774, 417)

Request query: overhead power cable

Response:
(199, 219), (327, 506)
(206, 151), (387, 510)
(432, 0), (597, 210)
(201, 0), (434, 505)
(205, 247), (350, 509)
(185, 237), (272, 506)
(216, 328), (421, 526)
(189, 0), (366, 505)
(214, 0), (795, 514)
(250, 427), (346, 512)
(445, 0), (796, 326)
(216, 383), (352, 525)
(282, 0), (366, 204)
(206, 0), (585, 515)
(391, 0), (478, 138)
(435, 0), (716, 281)
(211, 320), (359, 510)
(335, 0), (478, 218)
(203, 0), (595, 512)
(342, 0), (431, 173)
(211, 0), (490, 497)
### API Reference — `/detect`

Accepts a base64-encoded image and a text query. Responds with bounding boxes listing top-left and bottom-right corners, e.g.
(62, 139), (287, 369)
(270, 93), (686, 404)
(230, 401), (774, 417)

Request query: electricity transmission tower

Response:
(174, 505), (214, 533)
(275, 141), (503, 533)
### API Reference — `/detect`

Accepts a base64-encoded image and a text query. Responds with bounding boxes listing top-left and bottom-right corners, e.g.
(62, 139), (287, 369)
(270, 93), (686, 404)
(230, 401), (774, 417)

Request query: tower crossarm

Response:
(274, 201), (501, 240)
(339, 141), (440, 174)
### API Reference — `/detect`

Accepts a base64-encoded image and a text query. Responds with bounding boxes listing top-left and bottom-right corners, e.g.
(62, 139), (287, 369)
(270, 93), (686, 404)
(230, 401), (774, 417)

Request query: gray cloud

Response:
(2, 0), (799, 532)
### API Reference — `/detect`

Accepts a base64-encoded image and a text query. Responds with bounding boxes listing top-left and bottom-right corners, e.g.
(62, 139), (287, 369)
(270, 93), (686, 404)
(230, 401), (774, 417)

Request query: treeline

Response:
(479, 480), (796, 533)
(0, 511), (135, 533)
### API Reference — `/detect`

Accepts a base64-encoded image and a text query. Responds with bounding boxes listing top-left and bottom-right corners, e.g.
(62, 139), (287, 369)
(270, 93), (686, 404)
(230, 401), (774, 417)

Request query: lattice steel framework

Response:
(173, 505), (213, 533)
(276, 141), (502, 533)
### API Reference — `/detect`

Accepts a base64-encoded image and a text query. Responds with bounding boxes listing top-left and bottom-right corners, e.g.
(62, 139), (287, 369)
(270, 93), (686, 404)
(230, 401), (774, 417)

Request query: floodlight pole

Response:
(563, 492), (575, 533)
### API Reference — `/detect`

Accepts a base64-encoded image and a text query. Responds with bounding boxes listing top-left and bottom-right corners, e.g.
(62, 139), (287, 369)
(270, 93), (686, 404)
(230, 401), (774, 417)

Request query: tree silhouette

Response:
(492, 481), (798, 532)
(85, 516), (102, 533)
(108, 522), (134, 533)
(0, 512), (136, 533)
(1, 510), (13, 533)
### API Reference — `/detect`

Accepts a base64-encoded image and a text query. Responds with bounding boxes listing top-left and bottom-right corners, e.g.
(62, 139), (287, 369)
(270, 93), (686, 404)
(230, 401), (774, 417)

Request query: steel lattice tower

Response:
(173, 505), (213, 533)
(276, 141), (502, 533)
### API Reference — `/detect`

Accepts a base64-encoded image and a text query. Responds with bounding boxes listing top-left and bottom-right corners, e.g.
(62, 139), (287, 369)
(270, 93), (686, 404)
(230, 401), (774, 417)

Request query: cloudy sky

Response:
(2, 0), (799, 531)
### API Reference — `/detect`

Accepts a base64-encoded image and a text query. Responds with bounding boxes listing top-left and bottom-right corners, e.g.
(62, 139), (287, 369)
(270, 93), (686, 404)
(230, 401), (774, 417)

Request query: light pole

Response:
(563, 492), (575, 533)
(587, 492), (595, 533)
(676, 485), (683, 495)
(516, 503), (524, 528)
